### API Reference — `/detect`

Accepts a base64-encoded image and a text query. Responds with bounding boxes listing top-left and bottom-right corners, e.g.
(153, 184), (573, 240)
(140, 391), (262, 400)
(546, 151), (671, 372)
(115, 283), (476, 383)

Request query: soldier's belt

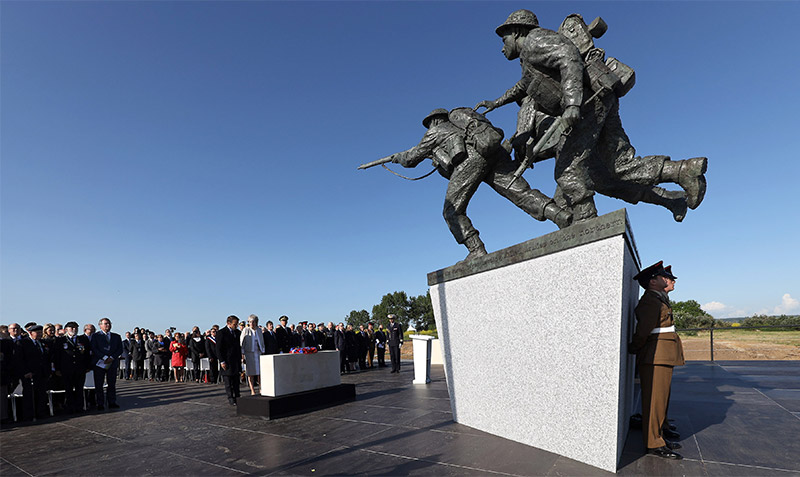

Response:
(650, 326), (676, 334)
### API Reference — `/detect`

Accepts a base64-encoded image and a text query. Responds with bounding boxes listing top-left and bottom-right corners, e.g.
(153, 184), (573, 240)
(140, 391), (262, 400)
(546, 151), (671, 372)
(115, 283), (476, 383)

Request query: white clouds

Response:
(701, 301), (746, 318)
(703, 293), (799, 318)
(774, 294), (799, 315)
(702, 301), (727, 313)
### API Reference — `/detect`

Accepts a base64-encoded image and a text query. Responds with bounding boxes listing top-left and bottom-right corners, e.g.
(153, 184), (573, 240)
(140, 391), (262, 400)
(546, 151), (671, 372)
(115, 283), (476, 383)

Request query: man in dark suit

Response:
(216, 315), (242, 405)
(335, 322), (348, 374)
(275, 316), (291, 353)
(387, 314), (403, 373)
(53, 321), (92, 413)
(263, 320), (279, 355)
(631, 261), (685, 460)
(205, 326), (220, 384)
(90, 317), (123, 410)
(15, 324), (52, 420)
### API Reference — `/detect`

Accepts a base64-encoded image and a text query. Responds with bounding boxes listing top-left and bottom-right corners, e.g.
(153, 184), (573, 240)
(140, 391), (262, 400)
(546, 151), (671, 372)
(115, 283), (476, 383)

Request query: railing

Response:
(676, 324), (800, 361)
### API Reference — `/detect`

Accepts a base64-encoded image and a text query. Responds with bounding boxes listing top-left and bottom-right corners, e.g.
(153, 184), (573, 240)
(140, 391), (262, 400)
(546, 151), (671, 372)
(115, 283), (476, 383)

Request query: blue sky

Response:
(2, 1), (798, 333)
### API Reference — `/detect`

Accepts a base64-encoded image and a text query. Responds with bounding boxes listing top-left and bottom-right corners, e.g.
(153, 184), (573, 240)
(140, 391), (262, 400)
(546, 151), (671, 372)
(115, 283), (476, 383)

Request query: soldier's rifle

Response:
(357, 155), (395, 170)
(358, 154), (437, 181)
(506, 87), (604, 189)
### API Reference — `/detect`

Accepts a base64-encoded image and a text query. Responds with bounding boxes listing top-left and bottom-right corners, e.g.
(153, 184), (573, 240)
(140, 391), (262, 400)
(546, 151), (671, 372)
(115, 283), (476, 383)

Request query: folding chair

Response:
(83, 370), (95, 410)
(200, 358), (211, 383)
(143, 359), (152, 380)
(9, 383), (23, 421)
(185, 358), (193, 382)
(47, 388), (66, 416)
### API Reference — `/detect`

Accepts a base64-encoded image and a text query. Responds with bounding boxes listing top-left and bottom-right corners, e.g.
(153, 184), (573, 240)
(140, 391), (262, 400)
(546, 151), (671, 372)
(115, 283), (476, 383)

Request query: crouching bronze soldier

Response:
(361, 107), (571, 261)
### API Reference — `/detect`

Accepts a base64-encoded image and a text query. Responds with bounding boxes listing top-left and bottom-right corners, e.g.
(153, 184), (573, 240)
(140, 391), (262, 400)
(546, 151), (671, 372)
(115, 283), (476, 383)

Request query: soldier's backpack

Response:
(558, 14), (636, 98)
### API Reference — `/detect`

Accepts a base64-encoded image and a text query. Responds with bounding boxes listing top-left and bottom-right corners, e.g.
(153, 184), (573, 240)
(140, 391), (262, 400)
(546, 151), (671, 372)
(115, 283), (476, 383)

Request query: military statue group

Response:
(360, 9), (708, 261)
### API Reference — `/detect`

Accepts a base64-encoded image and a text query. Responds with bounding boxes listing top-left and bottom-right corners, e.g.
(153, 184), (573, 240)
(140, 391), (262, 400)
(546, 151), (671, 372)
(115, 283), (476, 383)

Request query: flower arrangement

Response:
(290, 347), (318, 354)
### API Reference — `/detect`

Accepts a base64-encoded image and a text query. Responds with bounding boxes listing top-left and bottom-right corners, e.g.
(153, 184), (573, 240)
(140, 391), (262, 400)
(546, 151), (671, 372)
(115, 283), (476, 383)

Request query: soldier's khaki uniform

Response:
(631, 290), (685, 449)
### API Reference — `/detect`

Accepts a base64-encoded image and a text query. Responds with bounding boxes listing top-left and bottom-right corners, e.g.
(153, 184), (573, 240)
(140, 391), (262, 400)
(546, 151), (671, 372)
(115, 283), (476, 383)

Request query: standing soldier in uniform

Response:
(630, 261), (685, 459)
(377, 107), (572, 261)
(476, 10), (707, 223)
(53, 321), (92, 413)
(386, 315), (404, 373)
(15, 324), (51, 420)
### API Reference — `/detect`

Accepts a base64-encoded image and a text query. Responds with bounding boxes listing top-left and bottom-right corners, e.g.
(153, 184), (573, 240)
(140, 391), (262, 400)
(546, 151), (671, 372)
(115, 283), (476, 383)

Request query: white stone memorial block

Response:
(260, 351), (341, 397)
(428, 209), (639, 473)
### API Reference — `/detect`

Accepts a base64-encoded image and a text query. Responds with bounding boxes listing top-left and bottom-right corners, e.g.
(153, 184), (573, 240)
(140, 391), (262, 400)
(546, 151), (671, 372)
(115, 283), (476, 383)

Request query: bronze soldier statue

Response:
(476, 10), (708, 223)
(361, 107), (572, 261)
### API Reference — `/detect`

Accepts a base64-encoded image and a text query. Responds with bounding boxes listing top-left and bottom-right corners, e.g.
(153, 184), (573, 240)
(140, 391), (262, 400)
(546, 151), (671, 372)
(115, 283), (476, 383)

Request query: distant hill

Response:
(718, 315), (799, 324)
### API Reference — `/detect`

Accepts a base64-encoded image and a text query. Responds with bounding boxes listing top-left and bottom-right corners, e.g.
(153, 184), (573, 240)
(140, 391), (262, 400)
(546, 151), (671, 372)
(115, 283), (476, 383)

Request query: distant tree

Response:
(409, 291), (435, 331)
(741, 314), (800, 328)
(371, 291), (410, 330)
(345, 310), (370, 328)
(672, 300), (714, 329)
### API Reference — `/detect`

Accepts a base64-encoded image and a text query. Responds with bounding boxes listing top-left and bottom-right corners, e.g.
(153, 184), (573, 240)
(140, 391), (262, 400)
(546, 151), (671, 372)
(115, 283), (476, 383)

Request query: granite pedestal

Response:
(428, 209), (640, 472)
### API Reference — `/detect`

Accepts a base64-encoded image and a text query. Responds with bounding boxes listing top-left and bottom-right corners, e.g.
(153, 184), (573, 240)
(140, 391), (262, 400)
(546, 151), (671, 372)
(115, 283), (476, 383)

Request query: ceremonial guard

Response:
(630, 261), (685, 459)
(386, 315), (403, 373)
(53, 321), (92, 413)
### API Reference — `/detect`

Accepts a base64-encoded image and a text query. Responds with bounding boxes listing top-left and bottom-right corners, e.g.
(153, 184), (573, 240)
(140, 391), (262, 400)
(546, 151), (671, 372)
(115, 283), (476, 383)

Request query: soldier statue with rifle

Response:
(475, 10), (708, 224)
(360, 9), (709, 260)
(360, 107), (572, 261)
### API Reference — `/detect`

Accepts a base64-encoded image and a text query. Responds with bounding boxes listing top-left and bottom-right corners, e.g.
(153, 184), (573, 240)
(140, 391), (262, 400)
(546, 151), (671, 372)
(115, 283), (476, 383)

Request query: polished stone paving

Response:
(1, 360), (798, 476)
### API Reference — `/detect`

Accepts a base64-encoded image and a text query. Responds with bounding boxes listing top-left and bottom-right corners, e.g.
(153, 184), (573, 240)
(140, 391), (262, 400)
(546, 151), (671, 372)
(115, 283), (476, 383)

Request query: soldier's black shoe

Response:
(647, 446), (683, 460)
(108, 403), (120, 409)
(665, 440), (682, 450)
(662, 428), (680, 440)
(96, 405), (105, 411)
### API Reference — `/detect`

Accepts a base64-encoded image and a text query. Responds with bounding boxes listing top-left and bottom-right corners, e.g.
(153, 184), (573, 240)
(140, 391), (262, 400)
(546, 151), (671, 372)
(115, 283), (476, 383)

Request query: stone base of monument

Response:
(428, 209), (640, 473)
(237, 384), (356, 420)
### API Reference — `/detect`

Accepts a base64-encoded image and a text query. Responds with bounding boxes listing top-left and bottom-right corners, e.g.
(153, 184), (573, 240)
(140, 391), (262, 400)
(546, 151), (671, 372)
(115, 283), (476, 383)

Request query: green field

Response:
(679, 329), (800, 347)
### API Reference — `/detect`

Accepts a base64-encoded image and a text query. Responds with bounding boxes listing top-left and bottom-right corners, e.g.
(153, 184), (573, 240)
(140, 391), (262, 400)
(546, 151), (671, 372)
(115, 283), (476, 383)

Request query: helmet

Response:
(422, 108), (449, 128)
(495, 9), (539, 37)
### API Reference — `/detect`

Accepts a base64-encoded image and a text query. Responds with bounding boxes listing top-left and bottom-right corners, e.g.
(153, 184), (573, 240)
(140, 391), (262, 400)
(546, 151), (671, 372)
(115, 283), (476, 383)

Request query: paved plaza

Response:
(1, 360), (798, 476)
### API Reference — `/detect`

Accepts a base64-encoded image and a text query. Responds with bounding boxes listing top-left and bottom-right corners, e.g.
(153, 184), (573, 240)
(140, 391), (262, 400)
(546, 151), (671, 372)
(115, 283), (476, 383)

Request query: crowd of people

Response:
(0, 313), (405, 420)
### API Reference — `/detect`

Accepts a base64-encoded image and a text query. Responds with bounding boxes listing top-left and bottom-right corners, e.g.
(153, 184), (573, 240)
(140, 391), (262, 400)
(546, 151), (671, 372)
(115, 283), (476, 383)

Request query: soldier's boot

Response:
(642, 187), (688, 222)
(660, 157), (707, 210)
(543, 202), (573, 229)
(570, 199), (598, 223)
(462, 234), (487, 262)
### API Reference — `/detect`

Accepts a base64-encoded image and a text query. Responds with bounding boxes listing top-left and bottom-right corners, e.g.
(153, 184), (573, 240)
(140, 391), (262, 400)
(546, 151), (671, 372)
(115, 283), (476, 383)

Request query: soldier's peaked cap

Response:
(27, 324), (43, 332)
(422, 108), (450, 128)
(496, 9), (539, 36)
(65, 321), (79, 329)
(633, 261), (675, 288)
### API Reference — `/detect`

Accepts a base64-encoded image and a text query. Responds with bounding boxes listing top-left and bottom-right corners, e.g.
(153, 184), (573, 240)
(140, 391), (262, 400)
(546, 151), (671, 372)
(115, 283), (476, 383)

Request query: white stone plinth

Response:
(428, 210), (639, 473)
(260, 351), (341, 397)
(410, 335), (434, 384)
